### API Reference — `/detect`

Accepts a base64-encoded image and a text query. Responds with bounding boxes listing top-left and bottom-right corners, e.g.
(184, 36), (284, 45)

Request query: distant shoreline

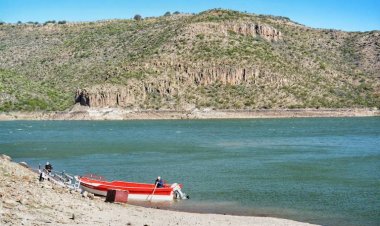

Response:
(0, 108), (378, 120)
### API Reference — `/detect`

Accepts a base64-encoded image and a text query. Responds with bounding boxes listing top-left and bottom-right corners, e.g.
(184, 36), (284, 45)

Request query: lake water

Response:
(0, 118), (379, 226)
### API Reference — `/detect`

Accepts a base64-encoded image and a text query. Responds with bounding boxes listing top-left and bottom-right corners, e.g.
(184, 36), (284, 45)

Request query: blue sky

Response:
(0, 0), (379, 31)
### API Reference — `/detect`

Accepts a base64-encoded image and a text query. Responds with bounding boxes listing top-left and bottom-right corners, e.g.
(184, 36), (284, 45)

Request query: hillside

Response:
(0, 9), (379, 111)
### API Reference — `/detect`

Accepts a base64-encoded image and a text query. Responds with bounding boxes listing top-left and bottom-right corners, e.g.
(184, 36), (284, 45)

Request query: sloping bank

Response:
(0, 154), (317, 226)
(0, 108), (378, 120)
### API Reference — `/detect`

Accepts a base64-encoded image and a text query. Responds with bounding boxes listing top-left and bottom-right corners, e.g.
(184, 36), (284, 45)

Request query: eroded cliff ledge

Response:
(186, 22), (282, 42)
(75, 84), (145, 108)
(75, 62), (290, 108)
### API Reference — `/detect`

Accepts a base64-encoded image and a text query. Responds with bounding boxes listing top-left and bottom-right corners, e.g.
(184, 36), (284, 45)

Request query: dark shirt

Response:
(45, 164), (53, 172)
(155, 179), (164, 188)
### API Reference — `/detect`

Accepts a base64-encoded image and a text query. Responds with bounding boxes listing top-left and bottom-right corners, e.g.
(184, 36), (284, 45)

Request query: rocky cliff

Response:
(185, 22), (282, 41)
(75, 61), (291, 108)
(76, 84), (145, 108)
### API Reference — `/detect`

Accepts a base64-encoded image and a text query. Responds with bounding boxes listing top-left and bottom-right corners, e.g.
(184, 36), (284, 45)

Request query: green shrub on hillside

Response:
(134, 14), (142, 21)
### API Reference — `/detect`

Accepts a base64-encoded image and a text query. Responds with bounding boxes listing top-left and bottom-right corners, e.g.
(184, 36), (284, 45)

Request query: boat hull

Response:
(79, 177), (181, 202)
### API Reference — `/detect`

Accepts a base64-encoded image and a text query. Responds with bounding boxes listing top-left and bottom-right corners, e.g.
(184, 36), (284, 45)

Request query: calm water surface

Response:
(1, 118), (379, 226)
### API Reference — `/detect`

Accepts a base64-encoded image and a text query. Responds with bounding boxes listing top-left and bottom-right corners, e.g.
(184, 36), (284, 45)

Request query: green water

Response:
(1, 118), (379, 226)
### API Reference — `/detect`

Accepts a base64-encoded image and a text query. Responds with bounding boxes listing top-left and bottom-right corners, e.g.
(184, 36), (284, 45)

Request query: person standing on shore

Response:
(45, 162), (53, 173)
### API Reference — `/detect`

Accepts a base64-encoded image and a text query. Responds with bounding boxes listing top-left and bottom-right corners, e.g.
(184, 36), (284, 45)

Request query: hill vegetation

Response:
(0, 9), (379, 111)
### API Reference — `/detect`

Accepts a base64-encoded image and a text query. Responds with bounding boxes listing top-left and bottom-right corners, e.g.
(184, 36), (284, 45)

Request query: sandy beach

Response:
(0, 154), (318, 226)
(0, 107), (378, 121)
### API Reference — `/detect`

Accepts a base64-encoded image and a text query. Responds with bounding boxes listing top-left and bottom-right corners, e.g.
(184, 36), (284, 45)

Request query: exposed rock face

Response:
(75, 62), (289, 108)
(356, 31), (380, 75)
(76, 84), (145, 108)
(186, 22), (282, 41)
(227, 23), (282, 41)
(155, 61), (288, 87)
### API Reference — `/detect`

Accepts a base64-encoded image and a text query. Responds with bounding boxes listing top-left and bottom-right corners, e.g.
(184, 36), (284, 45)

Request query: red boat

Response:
(79, 176), (188, 202)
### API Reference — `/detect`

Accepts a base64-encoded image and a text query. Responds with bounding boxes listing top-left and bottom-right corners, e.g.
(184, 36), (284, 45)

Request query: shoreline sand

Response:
(0, 108), (378, 121)
(0, 154), (318, 225)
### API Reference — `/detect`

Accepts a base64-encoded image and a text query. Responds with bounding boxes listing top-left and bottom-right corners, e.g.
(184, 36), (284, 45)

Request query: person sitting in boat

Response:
(45, 162), (53, 173)
(155, 176), (164, 188)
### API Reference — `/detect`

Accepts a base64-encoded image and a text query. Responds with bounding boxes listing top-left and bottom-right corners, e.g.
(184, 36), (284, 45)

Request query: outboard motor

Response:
(171, 183), (189, 199)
